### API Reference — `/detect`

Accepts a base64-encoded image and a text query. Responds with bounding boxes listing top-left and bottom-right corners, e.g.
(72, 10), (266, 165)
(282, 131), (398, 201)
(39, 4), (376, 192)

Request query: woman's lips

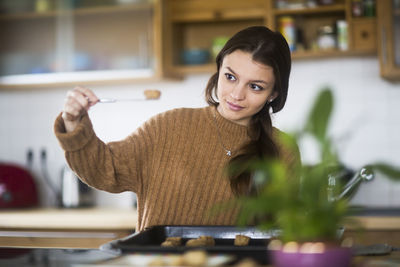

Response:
(227, 101), (244, 111)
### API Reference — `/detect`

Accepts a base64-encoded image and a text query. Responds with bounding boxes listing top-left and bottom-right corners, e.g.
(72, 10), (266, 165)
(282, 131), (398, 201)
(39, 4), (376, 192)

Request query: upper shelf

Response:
(0, 2), (153, 21)
(272, 4), (346, 15)
(0, 69), (156, 90)
(171, 48), (377, 76)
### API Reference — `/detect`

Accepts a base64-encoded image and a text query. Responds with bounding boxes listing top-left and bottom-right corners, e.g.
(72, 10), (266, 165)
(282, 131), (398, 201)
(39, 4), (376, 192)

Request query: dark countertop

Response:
(0, 248), (116, 267)
(1, 247), (400, 267)
(349, 207), (400, 217)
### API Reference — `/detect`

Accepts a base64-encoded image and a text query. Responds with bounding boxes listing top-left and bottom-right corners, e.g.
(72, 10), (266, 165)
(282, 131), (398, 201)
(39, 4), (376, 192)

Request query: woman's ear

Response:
(268, 91), (278, 103)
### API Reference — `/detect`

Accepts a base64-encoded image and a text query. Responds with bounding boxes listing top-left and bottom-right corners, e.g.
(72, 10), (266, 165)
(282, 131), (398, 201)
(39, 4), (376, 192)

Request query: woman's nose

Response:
(230, 84), (246, 100)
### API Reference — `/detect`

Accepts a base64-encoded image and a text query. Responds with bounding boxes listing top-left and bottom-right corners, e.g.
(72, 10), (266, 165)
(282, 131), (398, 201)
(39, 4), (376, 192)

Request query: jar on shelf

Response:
(352, 0), (363, 17)
(317, 25), (336, 50)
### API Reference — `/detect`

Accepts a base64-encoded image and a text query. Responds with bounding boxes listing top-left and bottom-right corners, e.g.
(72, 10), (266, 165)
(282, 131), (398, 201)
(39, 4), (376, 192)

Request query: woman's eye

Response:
(225, 73), (236, 81)
(250, 84), (264, 91)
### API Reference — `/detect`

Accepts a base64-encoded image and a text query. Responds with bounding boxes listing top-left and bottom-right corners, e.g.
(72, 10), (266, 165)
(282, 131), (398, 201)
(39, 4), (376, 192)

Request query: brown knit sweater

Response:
(54, 106), (299, 231)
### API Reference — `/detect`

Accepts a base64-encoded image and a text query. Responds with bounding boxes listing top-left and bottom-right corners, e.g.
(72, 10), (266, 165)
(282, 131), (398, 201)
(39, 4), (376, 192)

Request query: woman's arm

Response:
(54, 87), (155, 194)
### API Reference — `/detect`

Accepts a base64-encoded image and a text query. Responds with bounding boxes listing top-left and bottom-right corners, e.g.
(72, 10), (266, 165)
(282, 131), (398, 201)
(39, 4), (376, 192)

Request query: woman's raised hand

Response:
(62, 86), (99, 132)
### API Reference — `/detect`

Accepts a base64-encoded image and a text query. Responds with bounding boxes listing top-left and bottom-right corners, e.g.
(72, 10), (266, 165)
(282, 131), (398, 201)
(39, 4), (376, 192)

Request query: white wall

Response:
(1, 56), (399, 208)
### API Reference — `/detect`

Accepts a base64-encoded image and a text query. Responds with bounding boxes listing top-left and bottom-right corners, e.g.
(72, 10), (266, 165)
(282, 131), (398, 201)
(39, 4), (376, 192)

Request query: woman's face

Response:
(216, 50), (277, 126)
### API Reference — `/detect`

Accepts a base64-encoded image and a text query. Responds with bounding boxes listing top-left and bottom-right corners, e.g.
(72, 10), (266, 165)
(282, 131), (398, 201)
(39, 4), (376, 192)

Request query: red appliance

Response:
(0, 163), (39, 209)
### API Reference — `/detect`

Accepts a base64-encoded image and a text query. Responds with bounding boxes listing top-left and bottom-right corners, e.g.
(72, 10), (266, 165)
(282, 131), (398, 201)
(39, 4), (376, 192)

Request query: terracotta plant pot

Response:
(269, 241), (352, 267)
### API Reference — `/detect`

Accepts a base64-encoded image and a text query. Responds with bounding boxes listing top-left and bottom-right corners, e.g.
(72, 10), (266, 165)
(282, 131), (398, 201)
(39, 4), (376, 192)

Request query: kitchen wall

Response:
(1, 56), (400, 208)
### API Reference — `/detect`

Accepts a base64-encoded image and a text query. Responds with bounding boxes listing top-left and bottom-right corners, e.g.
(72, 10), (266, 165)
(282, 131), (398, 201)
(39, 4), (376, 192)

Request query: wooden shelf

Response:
(172, 63), (216, 75)
(168, 48), (377, 74)
(170, 10), (266, 22)
(273, 4), (345, 16)
(74, 2), (153, 16)
(0, 69), (156, 90)
(0, 2), (153, 21)
(291, 49), (376, 60)
(351, 17), (377, 23)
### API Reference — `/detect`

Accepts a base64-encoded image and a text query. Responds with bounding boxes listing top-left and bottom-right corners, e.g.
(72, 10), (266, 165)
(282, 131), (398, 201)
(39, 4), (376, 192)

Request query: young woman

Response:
(54, 26), (299, 232)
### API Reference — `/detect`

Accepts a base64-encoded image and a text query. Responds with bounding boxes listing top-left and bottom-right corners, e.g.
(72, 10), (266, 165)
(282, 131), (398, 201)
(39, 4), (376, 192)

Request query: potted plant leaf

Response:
(231, 88), (400, 267)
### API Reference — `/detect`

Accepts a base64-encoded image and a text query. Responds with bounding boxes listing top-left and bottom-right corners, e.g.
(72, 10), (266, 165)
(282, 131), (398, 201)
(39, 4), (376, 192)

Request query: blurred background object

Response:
(0, 163), (39, 209)
(181, 49), (210, 65)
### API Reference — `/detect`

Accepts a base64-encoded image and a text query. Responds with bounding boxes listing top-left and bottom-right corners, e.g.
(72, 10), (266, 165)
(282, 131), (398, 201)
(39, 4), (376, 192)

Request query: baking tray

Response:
(100, 225), (280, 264)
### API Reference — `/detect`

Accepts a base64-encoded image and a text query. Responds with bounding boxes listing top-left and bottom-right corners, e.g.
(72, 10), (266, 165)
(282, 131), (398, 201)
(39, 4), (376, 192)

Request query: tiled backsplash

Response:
(1, 57), (399, 208)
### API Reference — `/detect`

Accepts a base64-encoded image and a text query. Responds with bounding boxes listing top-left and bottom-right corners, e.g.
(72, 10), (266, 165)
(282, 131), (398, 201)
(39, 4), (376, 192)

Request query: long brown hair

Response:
(205, 26), (292, 195)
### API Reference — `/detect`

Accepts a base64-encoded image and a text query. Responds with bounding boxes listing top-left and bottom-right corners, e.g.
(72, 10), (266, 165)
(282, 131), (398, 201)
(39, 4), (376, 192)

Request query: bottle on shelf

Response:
(278, 16), (297, 52)
(336, 20), (348, 51)
(317, 25), (336, 50)
(363, 0), (375, 17)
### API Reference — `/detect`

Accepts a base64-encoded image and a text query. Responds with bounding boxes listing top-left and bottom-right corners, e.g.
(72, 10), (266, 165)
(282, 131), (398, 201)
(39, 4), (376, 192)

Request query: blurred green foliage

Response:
(234, 87), (400, 243)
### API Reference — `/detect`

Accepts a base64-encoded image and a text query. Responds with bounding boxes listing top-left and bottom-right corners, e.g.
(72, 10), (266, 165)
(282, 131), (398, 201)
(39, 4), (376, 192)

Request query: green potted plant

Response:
(231, 88), (400, 267)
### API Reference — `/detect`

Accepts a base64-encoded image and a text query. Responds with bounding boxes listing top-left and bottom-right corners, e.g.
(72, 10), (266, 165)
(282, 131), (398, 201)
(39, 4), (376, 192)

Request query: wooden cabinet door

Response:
(164, 0), (267, 75)
(352, 18), (377, 51)
(377, 0), (400, 81)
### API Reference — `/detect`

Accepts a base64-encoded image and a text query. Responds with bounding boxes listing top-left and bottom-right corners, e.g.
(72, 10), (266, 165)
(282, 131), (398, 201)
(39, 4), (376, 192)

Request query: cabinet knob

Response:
(361, 30), (370, 39)
(213, 10), (222, 19)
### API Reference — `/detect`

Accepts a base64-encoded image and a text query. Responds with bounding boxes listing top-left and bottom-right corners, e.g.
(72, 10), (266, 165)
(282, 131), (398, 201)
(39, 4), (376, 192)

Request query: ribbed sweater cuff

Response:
(54, 112), (95, 152)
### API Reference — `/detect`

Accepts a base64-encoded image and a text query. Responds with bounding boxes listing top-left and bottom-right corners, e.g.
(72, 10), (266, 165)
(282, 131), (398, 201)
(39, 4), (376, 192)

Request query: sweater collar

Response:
(206, 105), (248, 137)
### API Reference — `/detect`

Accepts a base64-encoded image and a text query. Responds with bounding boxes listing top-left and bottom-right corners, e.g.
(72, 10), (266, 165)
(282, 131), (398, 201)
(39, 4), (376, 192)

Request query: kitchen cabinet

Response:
(164, 0), (377, 76)
(164, 0), (268, 75)
(377, 0), (400, 81)
(0, 0), (164, 89)
(266, 0), (377, 59)
(1, 0), (383, 85)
